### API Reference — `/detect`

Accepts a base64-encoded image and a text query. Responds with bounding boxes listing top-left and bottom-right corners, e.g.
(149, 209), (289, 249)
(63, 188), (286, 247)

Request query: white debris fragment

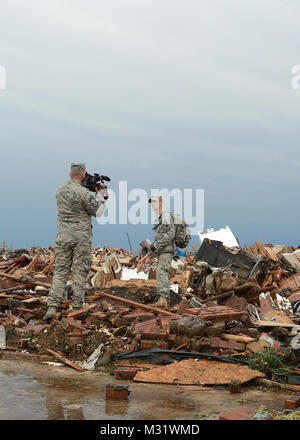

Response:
(121, 267), (148, 281)
(42, 362), (64, 367)
(76, 343), (104, 370)
(170, 283), (179, 294)
(198, 225), (239, 248)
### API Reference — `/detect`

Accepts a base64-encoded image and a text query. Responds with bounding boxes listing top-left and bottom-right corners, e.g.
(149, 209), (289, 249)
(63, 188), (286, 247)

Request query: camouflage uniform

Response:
(153, 212), (176, 301)
(47, 178), (101, 310)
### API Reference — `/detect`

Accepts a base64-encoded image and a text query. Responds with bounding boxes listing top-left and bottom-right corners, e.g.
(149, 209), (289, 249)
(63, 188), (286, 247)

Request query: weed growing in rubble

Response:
(248, 347), (298, 381)
(255, 405), (300, 420)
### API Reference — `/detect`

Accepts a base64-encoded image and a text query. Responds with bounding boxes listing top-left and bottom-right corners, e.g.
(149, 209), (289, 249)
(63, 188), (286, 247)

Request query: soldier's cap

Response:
(148, 195), (162, 203)
(70, 162), (86, 173)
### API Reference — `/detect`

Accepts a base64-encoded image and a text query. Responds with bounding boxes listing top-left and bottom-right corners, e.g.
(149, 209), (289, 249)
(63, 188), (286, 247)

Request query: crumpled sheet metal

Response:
(134, 358), (265, 385)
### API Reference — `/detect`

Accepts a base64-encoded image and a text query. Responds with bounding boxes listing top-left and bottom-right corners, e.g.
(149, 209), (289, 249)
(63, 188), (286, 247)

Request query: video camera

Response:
(82, 173), (111, 200)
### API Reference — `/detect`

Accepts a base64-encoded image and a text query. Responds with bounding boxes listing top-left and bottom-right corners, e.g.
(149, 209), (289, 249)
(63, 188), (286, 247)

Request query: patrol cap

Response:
(70, 162), (86, 173)
(148, 195), (162, 203)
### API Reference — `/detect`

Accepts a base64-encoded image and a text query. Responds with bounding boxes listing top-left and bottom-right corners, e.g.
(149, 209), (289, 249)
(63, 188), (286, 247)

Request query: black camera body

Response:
(82, 173), (111, 197)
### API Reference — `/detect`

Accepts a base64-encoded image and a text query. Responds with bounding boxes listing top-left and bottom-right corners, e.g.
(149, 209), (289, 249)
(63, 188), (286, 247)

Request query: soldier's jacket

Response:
(55, 179), (100, 244)
(153, 211), (176, 254)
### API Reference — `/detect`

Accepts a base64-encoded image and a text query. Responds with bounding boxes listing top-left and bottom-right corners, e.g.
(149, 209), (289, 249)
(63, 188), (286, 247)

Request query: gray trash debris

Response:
(0, 325), (6, 349)
(77, 343), (104, 370)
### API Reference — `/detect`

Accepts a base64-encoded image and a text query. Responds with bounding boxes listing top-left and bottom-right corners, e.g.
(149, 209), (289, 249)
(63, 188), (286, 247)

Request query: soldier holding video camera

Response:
(43, 162), (107, 320)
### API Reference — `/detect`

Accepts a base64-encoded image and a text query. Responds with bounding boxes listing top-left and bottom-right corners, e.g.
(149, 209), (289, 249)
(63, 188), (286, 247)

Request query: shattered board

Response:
(134, 358), (265, 385)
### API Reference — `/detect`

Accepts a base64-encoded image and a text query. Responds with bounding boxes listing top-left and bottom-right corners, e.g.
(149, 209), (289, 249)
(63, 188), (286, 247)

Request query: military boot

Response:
(151, 295), (169, 308)
(66, 303), (84, 313)
(43, 306), (57, 321)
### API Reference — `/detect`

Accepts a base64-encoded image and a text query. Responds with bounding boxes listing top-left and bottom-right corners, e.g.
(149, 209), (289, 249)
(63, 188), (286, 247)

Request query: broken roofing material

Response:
(195, 238), (258, 282)
(198, 226), (239, 249)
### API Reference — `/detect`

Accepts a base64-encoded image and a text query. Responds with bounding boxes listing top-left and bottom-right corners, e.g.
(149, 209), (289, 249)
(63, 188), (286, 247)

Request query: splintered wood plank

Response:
(95, 290), (179, 317)
(255, 320), (295, 328)
(46, 349), (84, 372)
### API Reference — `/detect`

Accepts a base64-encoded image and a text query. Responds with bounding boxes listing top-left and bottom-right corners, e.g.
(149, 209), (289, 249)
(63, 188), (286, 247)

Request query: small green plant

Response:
(248, 347), (298, 381)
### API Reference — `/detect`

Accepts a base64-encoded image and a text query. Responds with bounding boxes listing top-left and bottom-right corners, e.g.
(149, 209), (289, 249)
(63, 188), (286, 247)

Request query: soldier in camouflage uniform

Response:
(43, 162), (105, 320)
(149, 195), (176, 308)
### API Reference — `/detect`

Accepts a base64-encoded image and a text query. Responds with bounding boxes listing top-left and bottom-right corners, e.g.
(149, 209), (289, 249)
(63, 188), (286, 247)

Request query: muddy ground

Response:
(0, 358), (296, 420)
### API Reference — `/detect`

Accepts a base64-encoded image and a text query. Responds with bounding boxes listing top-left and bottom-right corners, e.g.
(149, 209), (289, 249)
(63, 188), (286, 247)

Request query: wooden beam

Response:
(95, 290), (180, 317)
(46, 349), (84, 372)
(0, 272), (51, 288)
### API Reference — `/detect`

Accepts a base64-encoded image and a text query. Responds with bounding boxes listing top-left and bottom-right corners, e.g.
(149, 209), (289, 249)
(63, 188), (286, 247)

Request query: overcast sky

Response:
(0, 0), (299, 251)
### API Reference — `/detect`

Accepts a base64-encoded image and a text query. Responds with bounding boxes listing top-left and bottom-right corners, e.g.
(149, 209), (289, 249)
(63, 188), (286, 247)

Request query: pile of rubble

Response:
(1, 235), (300, 388)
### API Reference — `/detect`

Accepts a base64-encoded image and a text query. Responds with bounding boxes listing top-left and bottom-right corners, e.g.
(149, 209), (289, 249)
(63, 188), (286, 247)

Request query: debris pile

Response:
(1, 234), (300, 388)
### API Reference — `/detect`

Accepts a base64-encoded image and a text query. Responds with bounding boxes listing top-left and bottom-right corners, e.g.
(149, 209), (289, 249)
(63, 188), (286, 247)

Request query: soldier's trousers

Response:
(47, 242), (91, 309)
(156, 252), (173, 299)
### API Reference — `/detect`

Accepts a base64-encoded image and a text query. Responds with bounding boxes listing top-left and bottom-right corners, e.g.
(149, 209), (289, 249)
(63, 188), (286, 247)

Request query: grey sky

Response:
(0, 0), (299, 250)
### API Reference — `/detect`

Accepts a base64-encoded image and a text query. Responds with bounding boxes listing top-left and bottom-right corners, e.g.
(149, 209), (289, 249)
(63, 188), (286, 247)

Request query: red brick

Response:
(198, 305), (247, 322)
(61, 318), (87, 333)
(134, 319), (167, 340)
(106, 384), (129, 400)
(67, 306), (93, 319)
(140, 340), (155, 349)
(115, 367), (138, 380)
(140, 340), (169, 349)
(219, 407), (254, 420)
(285, 398), (300, 410)
(183, 308), (200, 315)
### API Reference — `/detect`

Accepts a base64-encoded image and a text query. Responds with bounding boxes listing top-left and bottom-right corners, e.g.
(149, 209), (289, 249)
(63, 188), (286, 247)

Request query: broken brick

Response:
(219, 406), (254, 420)
(87, 311), (107, 326)
(61, 318), (87, 333)
(198, 305), (248, 323)
(105, 384), (129, 400)
(115, 367), (138, 380)
(285, 397), (300, 410)
(67, 304), (96, 319)
(134, 319), (168, 340)
(140, 340), (169, 349)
